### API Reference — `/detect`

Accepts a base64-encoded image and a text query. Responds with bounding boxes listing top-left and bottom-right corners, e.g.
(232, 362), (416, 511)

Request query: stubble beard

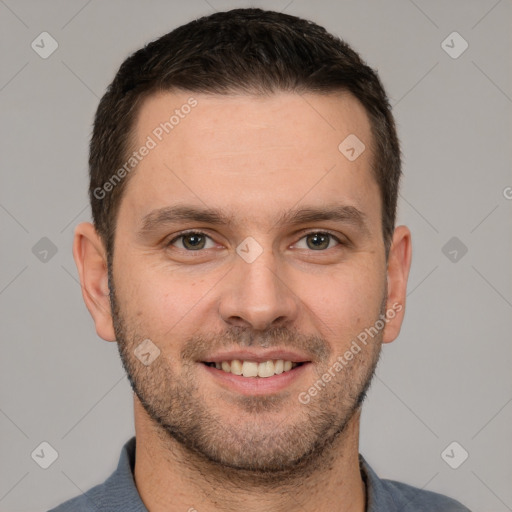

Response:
(108, 271), (384, 482)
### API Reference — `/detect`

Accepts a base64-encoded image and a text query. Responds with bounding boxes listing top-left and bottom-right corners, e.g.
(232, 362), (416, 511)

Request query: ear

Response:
(73, 222), (116, 342)
(382, 225), (412, 344)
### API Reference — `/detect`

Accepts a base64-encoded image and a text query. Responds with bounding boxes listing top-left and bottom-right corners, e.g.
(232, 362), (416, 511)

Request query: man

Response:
(50, 8), (471, 512)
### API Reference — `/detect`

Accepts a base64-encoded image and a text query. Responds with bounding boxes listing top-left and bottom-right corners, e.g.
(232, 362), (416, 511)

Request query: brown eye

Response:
(295, 232), (341, 251)
(168, 232), (214, 251)
(307, 233), (330, 250)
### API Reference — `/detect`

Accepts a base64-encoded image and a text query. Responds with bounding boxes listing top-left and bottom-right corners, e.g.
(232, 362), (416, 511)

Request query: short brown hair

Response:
(89, 8), (401, 260)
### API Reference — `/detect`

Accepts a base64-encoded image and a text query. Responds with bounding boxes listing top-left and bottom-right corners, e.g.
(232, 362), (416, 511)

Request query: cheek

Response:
(299, 260), (385, 339)
(114, 254), (213, 332)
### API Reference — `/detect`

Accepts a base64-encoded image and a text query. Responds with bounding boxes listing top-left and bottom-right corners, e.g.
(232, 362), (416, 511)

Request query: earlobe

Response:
(382, 225), (412, 344)
(73, 222), (116, 342)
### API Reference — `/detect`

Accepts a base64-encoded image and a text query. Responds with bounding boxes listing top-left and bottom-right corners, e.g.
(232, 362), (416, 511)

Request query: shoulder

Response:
(360, 454), (471, 511)
(46, 480), (108, 511)
(47, 437), (145, 512)
(380, 477), (472, 511)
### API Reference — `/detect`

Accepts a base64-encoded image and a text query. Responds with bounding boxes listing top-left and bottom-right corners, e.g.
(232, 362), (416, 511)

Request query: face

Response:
(87, 90), (408, 473)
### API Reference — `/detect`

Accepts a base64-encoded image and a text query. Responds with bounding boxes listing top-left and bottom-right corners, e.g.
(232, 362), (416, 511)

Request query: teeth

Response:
(230, 359), (243, 375)
(258, 360), (275, 378)
(242, 361), (259, 377)
(209, 359), (300, 378)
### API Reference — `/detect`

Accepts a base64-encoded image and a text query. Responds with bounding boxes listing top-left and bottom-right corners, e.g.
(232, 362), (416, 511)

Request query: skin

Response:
(73, 90), (412, 512)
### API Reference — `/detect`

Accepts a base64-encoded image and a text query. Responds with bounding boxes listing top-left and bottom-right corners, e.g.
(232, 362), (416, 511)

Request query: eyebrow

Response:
(138, 203), (370, 237)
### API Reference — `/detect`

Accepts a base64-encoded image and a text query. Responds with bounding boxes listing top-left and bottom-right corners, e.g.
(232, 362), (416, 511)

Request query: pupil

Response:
(308, 233), (328, 250)
(185, 234), (204, 249)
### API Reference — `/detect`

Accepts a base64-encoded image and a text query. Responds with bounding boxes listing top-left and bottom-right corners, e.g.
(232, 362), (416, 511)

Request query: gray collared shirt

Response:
(48, 437), (471, 511)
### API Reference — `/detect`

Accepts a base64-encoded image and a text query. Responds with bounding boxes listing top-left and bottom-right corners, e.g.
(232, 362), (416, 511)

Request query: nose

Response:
(218, 249), (299, 331)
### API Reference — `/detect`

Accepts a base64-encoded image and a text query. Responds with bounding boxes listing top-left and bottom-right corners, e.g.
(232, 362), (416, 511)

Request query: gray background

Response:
(1, 1), (511, 511)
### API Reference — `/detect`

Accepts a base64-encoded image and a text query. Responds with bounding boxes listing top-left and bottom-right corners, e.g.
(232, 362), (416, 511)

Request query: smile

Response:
(203, 359), (303, 378)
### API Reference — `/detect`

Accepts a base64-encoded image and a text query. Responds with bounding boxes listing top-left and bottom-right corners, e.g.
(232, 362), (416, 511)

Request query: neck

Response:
(133, 396), (366, 512)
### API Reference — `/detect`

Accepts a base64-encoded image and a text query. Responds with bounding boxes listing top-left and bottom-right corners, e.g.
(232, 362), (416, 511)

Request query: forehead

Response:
(134, 89), (372, 159)
(120, 90), (379, 229)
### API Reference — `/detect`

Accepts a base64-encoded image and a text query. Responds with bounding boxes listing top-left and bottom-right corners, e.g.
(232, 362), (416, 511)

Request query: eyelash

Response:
(166, 230), (345, 251)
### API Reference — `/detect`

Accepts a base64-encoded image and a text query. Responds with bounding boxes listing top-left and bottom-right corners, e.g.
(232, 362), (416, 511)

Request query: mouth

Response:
(199, 349), (312, 395)
(201, 359), (311, 396)
(202, 359), (305, 378)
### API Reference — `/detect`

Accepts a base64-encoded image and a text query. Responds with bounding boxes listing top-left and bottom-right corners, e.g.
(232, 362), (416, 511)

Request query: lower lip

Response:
(200, 363), (311, 396)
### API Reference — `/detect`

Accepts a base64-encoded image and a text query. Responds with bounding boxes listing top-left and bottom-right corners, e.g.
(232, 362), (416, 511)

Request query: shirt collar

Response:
(359, 453), (399, 511)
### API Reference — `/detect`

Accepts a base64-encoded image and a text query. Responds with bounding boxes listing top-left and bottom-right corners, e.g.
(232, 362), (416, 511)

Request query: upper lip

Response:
(201, 349), (312, 364)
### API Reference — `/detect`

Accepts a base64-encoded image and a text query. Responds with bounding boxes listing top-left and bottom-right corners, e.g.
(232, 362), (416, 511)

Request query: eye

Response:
(168, 231), (216, 251)
(166, 230), (344, 253)
(294, 231), (342, 251)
